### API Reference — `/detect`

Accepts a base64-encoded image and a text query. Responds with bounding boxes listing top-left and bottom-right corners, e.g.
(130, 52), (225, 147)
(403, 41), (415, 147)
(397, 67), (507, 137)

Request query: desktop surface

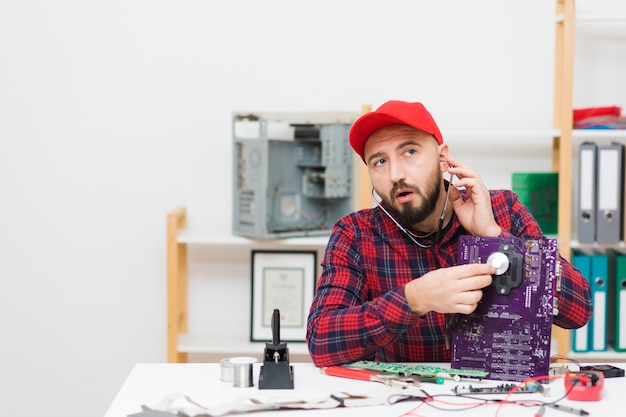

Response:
(105, 362), (621, 417)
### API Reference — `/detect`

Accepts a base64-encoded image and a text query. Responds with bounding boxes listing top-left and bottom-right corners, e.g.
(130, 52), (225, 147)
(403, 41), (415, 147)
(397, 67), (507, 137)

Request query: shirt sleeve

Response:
(494, 190), (592, 329)
(305, 218), (420, 367)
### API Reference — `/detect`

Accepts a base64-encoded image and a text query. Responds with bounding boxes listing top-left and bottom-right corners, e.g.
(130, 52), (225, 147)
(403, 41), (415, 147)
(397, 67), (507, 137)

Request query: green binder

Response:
(511, 172), (558, 235)
(572, 249), (591, 353)
(607, 248), (626, 352)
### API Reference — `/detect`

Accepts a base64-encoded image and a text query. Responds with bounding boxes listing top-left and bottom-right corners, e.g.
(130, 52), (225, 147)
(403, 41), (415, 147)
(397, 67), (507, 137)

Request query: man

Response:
(306, 100), (592, 367)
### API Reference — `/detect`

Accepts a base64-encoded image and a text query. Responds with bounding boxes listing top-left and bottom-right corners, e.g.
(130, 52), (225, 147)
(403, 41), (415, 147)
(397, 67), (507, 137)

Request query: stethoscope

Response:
(372, 171), (458, 348)
(371, 171), (455, 250)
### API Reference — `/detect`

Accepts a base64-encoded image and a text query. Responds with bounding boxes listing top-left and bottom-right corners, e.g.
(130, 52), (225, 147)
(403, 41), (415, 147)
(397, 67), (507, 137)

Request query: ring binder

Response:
(595, 143), (624, 244)
(578, 142), (597, 243)
(572, 249), (591, 353)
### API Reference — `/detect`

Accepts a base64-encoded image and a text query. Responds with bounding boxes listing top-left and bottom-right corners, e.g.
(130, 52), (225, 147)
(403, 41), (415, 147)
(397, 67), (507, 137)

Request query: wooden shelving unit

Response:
(553, 0), (626, 361)
(551, 0), (577, 360)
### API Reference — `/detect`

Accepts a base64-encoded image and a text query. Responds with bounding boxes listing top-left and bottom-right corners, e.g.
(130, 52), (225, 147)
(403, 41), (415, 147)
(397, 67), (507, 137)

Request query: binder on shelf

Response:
(571, 249), (591, 353)
(577, 142), (597, 243)
(511, 172), (558, 235)
(590, 250), (609, 352)
(595, 142), (624, 244)
(607, 248), (626, 353)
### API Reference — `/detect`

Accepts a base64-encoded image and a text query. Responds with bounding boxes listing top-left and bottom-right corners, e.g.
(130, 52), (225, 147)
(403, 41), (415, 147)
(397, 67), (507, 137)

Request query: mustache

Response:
(390, 181), (420, 201)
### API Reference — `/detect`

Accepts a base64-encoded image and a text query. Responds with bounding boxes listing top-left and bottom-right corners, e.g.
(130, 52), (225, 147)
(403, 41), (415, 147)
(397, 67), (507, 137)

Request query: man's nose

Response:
(389, 161), (406, 183)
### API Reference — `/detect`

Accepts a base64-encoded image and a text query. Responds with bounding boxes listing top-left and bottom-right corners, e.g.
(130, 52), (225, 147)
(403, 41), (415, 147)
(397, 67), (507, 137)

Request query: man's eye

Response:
(374, 158), (386, 167)
(404, 148), (416, 156)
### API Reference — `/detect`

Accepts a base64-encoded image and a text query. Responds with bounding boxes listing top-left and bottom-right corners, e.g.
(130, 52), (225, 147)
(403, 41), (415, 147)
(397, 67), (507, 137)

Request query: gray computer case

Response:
(232, 111), (357, 238)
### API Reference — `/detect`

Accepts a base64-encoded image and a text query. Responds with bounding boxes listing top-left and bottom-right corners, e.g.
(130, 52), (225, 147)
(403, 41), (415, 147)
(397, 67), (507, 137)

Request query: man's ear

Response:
(438, 144), (450, 172)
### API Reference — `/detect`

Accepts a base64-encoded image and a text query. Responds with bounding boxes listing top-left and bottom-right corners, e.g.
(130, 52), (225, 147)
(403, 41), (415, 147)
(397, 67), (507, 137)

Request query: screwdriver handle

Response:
(321, 366), (378, 381)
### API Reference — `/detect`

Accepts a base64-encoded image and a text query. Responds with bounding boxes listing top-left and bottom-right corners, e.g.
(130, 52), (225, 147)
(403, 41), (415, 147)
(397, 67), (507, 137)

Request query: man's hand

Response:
(405, 263), (495, 316)
(446, 156), (501, 237)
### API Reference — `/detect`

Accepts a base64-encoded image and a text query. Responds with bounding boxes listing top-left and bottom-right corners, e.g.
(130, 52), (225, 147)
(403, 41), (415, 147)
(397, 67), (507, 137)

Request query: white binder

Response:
(596, 143), (624, 243)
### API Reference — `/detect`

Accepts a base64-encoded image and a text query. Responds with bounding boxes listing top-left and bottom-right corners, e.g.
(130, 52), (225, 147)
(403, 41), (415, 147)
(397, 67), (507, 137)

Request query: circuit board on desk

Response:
(451, 236), (558, 382)
(451, 381), (546, 395)
(347, 360), (488, 381)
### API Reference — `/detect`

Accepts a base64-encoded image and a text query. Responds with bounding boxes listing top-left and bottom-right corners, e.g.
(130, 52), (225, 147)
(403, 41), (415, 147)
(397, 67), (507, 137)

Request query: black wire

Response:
(444, 312), (457, 350)
(387, 392), (542, 412)
(391, 377), (582, 413)
(387, 394), (427, 405)
(330, 394), (345, 407)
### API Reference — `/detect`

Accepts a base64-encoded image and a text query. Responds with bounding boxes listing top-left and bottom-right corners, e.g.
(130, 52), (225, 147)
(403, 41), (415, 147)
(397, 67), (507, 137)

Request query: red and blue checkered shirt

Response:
(306, 189), (593, 367)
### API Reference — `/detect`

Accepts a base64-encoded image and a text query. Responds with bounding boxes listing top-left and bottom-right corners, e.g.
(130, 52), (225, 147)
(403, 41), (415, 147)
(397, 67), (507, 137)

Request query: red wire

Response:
(494, 373), (586, 417)
(397, 373), (583, 417)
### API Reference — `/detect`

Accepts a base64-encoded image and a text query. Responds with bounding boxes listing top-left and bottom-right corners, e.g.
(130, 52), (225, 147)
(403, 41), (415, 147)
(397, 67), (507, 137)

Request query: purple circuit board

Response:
(450, 235), (559, 382)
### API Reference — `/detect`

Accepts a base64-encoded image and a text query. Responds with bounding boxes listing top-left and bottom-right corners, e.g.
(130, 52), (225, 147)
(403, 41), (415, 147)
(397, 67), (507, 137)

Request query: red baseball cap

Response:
(349, 100), (443, 163)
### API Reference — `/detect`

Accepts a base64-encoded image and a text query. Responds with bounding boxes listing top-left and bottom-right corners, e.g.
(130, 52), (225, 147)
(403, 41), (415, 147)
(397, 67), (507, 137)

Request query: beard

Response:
(379, 169), (442, 229)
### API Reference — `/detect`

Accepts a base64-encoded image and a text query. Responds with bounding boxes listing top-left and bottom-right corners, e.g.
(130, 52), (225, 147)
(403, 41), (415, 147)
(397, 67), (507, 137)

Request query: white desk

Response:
(105, 362), (622, 416)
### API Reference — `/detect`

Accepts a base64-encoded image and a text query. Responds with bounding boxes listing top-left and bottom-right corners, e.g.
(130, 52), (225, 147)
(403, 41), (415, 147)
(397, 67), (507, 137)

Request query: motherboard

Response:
(451, 235), (559, 382)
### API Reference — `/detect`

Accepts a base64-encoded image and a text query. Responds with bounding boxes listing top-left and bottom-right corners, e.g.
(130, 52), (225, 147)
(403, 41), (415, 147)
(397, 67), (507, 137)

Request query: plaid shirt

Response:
(306, 189), (592, 367)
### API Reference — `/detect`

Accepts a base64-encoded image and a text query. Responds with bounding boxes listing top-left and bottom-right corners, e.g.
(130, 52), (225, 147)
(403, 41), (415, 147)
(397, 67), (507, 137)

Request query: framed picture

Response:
(250, 250), (317, 342)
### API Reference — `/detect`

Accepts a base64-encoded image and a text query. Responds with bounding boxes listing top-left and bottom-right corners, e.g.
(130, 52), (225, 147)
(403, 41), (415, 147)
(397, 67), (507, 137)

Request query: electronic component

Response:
(347, 360), (488, 381)
(564, 370), (604, 401)
(549, 364), (573, 376)
(232, 112), (358, 238)
(579, 364), (624, 378)
(451, 236), (558, 382)
(452, 381), (546, 395)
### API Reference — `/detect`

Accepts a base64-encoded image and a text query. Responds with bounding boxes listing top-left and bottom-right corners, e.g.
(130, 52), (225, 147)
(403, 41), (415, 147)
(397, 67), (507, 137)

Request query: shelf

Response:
(445, 129), (560, 138)
(444, 128), (559, 147)
(556, 13), (626, 24)
(570, 348), (625, 362)
(576, 15), (626, 23)
(569, 241), (626, 250)
(177, 230), (330, 247)
(572, 129), (626, 139)
(178, 334), (310, 356)
(232, 111), (359, 125)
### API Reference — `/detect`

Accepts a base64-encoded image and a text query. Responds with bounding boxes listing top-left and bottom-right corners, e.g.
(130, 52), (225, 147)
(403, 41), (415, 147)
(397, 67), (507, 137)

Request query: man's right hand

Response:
(405, 263), (495, 317)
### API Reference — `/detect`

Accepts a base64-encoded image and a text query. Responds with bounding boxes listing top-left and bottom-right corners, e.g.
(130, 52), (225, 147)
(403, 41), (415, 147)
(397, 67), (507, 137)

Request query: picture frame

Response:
(250, 250), (317, 343)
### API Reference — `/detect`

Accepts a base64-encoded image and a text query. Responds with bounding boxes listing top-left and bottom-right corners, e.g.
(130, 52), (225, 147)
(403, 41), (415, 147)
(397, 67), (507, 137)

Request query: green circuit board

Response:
(348, 360), (488, 380)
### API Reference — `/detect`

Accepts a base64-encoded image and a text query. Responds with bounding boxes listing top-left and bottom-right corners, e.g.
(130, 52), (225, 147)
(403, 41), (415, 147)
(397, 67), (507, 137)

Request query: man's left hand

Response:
(446, 156), (501, 237)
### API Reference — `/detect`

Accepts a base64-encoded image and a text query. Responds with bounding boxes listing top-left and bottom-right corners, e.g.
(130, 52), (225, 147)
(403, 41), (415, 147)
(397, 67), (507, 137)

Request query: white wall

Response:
(0, 1), (624, 416)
